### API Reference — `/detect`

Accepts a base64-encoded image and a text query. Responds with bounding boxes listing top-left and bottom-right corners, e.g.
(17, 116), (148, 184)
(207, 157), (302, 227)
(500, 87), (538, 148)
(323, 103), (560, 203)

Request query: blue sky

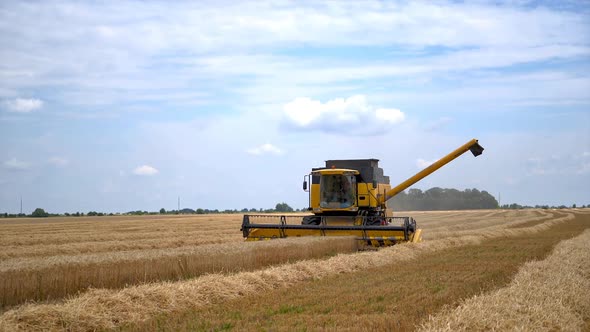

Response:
(1, 0), (589, 213)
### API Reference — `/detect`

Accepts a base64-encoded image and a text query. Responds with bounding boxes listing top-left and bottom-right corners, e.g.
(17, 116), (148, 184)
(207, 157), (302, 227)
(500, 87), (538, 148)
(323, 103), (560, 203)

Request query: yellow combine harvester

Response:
(242, 139), (484, 247)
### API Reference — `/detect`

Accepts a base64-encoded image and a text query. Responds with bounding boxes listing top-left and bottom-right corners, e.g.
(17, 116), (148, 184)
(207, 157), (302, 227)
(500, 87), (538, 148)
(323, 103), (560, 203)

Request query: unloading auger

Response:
(241, 139), (484, 247)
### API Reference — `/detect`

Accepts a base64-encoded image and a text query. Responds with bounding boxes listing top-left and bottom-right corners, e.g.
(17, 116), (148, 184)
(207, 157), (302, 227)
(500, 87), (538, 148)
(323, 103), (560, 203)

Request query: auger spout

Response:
(378, 139), (484, 205)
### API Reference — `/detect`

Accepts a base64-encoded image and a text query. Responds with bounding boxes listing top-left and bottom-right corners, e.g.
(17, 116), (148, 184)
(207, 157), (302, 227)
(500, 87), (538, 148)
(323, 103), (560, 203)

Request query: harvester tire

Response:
(302, 216), (321, 225)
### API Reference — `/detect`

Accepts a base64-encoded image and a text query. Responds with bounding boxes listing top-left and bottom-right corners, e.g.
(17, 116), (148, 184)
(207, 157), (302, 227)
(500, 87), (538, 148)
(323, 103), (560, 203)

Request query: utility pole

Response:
(20, 196), (22, 215)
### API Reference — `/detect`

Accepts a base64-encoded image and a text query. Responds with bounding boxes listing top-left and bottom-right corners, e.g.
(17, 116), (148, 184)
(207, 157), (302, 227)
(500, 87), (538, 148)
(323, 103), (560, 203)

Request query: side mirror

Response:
(303, 174), (310, 192)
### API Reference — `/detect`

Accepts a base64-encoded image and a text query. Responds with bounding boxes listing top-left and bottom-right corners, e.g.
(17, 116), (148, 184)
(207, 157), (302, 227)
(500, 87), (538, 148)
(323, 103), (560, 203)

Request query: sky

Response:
(0, 0), (589, 214)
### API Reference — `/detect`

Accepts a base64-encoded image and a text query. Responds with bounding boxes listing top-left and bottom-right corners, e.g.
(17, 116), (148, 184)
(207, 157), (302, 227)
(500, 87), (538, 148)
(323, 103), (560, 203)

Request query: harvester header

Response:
(241, 139), (484, 247)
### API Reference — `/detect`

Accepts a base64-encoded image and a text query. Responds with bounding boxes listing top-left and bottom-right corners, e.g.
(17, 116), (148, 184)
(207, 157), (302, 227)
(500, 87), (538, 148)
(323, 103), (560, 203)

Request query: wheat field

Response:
(0, 209), (589, 331)
(419, 228), (590, 331)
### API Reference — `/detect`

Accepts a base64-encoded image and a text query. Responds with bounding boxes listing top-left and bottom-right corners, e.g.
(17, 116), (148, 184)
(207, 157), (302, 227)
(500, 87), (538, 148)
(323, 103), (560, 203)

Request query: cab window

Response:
(320, 175), (356, 208)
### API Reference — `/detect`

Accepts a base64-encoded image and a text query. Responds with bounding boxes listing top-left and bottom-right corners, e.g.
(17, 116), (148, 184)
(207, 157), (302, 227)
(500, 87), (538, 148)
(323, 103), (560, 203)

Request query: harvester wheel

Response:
(302, 216), (321, 225)
(365, 217), (382, 226)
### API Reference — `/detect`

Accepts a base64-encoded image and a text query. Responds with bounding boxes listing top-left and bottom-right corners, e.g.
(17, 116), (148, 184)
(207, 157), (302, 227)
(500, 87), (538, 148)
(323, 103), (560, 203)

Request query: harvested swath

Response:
(400, 210), (497, 228)
(0, 212), (575, 331)
(2, 238), (351, 272)
(424, 210), (558, 240)
(419, 229), (590, 332)
(0, 215), (245, 262)
(422, 210), (549, 232)
(0, 236), (243, 260)
(0, 236), (358, 308)
(572, 208), (590, 215)
(508, 213), (555, 228)
(415, 210), (538, 235)
(0, 225), (242, 247)
(0, 215), (243, 247)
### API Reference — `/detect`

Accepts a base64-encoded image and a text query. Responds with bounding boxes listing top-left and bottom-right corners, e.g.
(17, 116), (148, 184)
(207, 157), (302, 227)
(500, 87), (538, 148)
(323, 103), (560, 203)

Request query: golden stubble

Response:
(419, 228), (590, 332)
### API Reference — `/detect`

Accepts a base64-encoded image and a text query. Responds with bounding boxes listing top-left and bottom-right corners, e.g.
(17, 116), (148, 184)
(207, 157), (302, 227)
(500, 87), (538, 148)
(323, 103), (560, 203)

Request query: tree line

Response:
(389, 187), (499, 211)
(0, 203), (298, 218)
(388, 187), (588, 211)
(156, 202), (296, 215)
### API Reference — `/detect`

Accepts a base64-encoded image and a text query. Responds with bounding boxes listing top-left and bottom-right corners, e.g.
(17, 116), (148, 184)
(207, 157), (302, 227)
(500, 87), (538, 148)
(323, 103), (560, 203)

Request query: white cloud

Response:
(133, 165), (159, 176)
(3, 98), (43, 113)
(282, 95), (404, 134)
(3, 158), (31, 171)
(375, 108), (405, 124)
(48, 157), (69, 167)
(247, 143), (283, 156)
(416, 158), (437, 169)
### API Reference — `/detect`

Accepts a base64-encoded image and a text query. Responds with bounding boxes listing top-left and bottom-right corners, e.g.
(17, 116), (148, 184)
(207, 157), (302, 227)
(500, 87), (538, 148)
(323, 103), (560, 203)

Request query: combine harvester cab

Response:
(242, 139), (484, 248)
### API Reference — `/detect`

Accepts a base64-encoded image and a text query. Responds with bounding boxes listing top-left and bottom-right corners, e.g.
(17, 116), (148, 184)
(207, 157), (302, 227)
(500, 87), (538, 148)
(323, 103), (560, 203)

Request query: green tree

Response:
(31, 208), (49, 218)
(160, 208), (166, 214)
(275, 202), (294, 212)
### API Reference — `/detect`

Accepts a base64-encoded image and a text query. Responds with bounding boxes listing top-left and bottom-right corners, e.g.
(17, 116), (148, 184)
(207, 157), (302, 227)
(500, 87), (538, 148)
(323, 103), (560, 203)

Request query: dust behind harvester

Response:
(241, 139), (484, 247)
